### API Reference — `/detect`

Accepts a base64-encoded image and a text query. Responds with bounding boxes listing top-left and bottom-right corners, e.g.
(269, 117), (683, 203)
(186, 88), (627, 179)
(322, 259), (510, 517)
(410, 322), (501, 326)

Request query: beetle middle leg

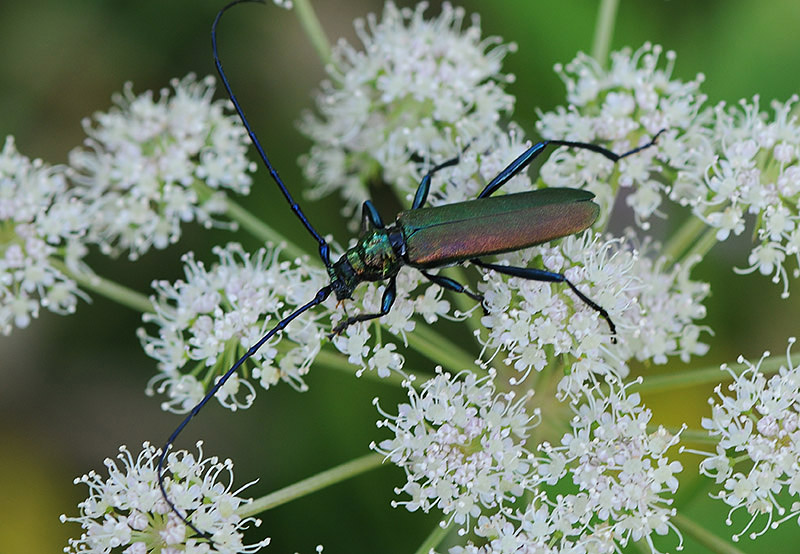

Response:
(470, 258), (617, 340)
(420, 270), (487, 313)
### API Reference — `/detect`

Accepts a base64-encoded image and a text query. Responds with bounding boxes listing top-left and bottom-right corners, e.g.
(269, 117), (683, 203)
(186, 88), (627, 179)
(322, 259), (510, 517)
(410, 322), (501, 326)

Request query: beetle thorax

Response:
(328, 225), (406, 300)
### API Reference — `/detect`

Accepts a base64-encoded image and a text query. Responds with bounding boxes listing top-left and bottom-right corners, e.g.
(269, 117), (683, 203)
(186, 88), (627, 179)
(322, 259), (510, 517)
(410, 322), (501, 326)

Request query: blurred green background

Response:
(1, 0), (799, 552)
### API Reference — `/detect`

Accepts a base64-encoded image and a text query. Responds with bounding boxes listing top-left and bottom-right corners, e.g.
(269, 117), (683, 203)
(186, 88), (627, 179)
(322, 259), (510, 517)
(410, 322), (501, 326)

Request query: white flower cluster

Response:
(61, 441), (269, 554)
(373, 369), (539, 534)
(528, 385), (683, 553)
(698, 96), (800, 297)
(698, 337), (800, 542)
(377, 372), (684, 552)
(69, 74), (255, 260)
(477, 232), (709, 391)
(299, 1), (517, 216)
(139, 242), (331, 412)
(140, 239), (464, 410)
(0, 136), (88, 335)
(536, 43), (711, 228)
(540, 43), (800, 298)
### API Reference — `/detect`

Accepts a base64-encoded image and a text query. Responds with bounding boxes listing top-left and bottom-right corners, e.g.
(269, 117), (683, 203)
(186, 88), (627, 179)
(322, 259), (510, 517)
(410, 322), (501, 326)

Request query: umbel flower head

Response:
(476, 231), (709, 392)
(0, 136), (89, 335)
(69, 74), (256, 260)
(696, 95), (800, 297)
(299, 1), (517, 216)
(139, 242), (331, 413)
(697, 337), (800, 542)
(61, 441), (269, 554)
(539, 43), (800, 299)
(536, 42), (711, 228)
(373, 369), (539, 534)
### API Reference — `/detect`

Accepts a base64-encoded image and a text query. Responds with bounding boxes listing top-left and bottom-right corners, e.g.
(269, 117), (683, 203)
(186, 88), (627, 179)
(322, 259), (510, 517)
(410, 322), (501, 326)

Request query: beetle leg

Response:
(411, 154), (462, 210)
(330, 277), (397, 336)
(420, 270), (487, 313)
(361, 200), (385, 233)
(411, 138), (476, 210)
(478, 130), (665, 199)
(471, 258), (617, 340)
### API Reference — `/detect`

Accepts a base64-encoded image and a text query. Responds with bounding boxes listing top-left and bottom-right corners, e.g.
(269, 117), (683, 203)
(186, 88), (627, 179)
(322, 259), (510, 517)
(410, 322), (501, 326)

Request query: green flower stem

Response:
(238, 452), (384, 518)
(408, 324), (483, 374)
(680, 225), (719, 266)
(631, 351), (800, 395)
(292, 0), (332, 66)
(673, 427), (716, 443)
(224, 197), (308, 260)
(53, 260), (152, 314)
(662, 215), (707, 263)
(671, 510), (746, 554)
(413, 524), (451, 554)
(591, 0), (620, 64)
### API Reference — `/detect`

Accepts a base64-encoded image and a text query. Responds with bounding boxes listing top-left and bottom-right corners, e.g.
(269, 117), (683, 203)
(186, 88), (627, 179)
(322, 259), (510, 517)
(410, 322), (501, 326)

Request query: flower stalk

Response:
(239, 452), (384, 518)
(591, 0), (620, 65)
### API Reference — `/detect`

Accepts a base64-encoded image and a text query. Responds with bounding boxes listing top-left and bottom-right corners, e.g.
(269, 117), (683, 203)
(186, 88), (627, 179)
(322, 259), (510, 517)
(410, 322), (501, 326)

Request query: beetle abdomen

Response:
(398, 188), (599, 268)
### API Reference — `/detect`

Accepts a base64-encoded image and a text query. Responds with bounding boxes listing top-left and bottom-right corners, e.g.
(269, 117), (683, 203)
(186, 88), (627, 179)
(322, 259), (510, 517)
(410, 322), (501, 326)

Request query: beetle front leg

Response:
(471, 258), (617, 340)
(330, 277), (397, 336)
(411, 154), (463, 210)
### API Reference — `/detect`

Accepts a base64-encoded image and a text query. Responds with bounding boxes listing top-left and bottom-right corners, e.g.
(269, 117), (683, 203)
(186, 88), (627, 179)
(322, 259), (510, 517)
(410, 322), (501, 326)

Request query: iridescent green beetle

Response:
(159, 0), (662, 536)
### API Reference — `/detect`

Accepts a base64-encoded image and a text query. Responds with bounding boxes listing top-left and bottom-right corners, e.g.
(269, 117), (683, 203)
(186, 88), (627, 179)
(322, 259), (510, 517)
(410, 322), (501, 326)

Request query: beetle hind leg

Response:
(420, 270), (488, 314)
(471, 258), (617, 341)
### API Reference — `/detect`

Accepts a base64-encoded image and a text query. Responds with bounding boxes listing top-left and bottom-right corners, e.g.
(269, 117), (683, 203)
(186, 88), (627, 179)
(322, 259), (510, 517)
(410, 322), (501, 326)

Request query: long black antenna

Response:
(212, 0), (332, 267)
(157, 286), (333, 537)
(157, 0), (338, 537)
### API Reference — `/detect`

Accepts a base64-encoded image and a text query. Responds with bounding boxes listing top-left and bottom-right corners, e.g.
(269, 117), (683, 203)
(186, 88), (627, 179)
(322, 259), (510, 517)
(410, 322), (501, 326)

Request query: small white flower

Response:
(0, 136), (89, 335)
(61, 441), (269, 554)
(414, 281), (451, 324)
(69, 74), (256, 260)
(366, 343), (403, 378)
